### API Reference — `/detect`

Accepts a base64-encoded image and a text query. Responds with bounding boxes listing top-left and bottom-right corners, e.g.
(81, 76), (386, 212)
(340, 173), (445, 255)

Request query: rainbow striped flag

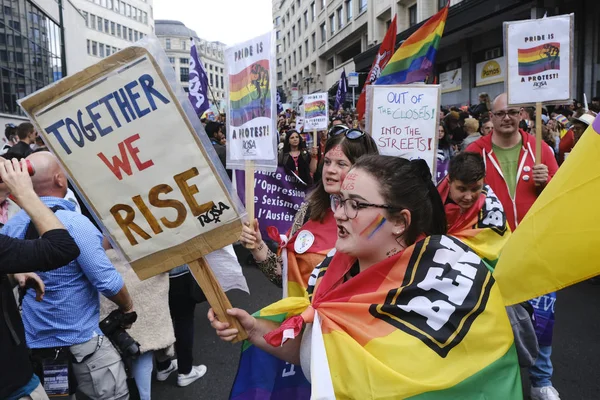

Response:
(304, 100), (327, 119)
(437, 179), (511, 269)
(375, 4), (448, 85)
(263, 236), (522, 399)
(518, 43), (560, 76)
(229, 60), (271, 126)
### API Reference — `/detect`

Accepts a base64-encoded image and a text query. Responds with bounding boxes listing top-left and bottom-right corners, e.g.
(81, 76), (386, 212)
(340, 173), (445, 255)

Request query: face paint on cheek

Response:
(360, 213), (387, 239)
(327, 145), (344, 159)
(341, 172), (358, 191)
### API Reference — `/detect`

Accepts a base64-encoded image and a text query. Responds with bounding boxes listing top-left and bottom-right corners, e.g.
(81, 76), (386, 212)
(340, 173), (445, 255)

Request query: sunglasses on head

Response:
(328, 125), (365, 140)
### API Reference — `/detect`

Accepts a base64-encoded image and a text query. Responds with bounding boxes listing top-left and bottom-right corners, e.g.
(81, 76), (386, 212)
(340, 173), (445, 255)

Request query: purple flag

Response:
(276, 90), (283, 114)
(235, 167), (307, 238)
(188, 39), (210, 116)
(334, 69), (347, 111)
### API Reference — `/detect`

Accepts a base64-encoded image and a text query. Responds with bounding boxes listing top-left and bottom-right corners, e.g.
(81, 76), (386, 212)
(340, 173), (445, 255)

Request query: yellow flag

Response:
(495, 117), (600, 305)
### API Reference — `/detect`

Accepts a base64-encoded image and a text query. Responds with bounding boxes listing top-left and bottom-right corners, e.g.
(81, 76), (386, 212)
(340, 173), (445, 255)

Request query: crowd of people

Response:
(0, 89), (594, 400)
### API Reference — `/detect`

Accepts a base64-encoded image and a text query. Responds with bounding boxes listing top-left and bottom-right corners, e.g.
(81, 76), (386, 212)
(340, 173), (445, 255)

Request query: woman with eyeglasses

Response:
(212, 155), (522, 399)
(240, 128), (378, 297)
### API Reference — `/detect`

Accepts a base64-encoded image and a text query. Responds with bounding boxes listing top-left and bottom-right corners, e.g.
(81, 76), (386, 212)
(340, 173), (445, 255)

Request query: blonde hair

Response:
(464, 117), (479, 134)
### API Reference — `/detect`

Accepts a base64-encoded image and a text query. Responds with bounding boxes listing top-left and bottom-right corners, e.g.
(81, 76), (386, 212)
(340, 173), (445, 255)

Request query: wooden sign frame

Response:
(20, 45), (247, 341)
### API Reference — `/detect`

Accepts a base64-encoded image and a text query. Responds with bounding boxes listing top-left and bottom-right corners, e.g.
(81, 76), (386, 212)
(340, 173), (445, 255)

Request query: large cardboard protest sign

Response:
(19, 44), (244, 280)
(225, 31), (277, 171)
(368, 84), (441, 176)
(504, 14), (573, 105)
(303, 93), (328, 130)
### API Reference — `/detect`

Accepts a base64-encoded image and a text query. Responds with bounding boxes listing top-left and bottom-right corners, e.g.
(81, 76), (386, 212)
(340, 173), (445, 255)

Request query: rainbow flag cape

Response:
(518, 42), (560, 76)
(263, 236), (522, 399)
(437, 179), (511, 269)
(229, 59), (271, 126)
(230, 305), (311, 400)
(494, 115), (600, 306)
(375, 4), (448, 85)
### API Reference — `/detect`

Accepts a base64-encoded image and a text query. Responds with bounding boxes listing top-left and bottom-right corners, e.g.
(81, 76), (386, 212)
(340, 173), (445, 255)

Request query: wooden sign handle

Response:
(535, 102), (542, 166)
(313, 129), (318, 148)
(244, 160), (256, 249)
(188, 258), (248, 343)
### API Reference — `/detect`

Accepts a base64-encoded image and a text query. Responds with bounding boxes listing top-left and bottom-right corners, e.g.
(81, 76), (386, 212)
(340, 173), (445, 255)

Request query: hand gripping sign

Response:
(19, 37), (247, 341)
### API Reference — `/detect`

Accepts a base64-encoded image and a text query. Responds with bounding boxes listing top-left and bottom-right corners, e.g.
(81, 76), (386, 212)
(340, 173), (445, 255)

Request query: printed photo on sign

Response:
(225, 31), (277, 169)
(20, 48), (242, 271)
(303, 92), (328, 130)
(504, 14), (573, 105)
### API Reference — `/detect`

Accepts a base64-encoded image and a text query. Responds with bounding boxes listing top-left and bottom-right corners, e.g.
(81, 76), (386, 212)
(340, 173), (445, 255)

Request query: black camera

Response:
(99, 309), (140, 358)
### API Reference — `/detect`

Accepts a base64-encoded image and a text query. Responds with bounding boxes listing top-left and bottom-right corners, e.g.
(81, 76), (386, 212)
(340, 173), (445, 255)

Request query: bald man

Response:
(466, 94), (560, 400)
(2, 152), (133, 400)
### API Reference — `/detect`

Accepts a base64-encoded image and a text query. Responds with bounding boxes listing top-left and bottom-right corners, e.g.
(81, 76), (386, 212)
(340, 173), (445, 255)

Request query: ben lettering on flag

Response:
(188, 38), (210, 116)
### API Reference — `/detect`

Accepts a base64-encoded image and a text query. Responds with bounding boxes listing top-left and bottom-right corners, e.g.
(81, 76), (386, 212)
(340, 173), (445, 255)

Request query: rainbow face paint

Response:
(360, 214), (387, 239)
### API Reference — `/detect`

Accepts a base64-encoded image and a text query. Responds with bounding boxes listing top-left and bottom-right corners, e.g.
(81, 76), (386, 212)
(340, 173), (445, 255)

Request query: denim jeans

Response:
(132, 351), (154, 400)
(529, 345), (553, 388)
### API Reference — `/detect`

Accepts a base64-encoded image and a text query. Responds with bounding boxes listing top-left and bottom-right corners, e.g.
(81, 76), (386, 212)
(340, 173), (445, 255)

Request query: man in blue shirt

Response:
(2, 152), (134, 400)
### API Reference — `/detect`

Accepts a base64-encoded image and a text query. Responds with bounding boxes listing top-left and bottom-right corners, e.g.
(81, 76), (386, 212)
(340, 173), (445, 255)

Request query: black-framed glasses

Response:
(492, 109), (520, 119)
(330, 194), (395, 219)
(328, 126), (366, 140)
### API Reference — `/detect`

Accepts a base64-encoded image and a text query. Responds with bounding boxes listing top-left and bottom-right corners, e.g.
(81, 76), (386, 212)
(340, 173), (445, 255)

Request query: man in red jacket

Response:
(466, 93), (560, 400)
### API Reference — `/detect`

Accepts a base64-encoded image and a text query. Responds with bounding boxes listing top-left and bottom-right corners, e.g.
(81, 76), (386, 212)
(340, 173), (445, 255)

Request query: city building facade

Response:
(76, 0), (154, 66)
(155, 19), (226, 105)
(276, 0), (600, 109)
(0, 0), (87, 126)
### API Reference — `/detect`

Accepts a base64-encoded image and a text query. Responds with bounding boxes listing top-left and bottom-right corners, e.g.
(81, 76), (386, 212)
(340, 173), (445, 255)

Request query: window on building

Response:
(180, 67), (189, 82)
(104, 19), (109, 33)
(329, 14), (335, 34)
(106, 46), (111, 56)
(278, 71), (283, 81)
(209, 64), (213, 70)
(292, 26), (296, 41)
(409, 4), (417, 26)
(114, 0), (119, 12)
(359, 0), (367, 13)
(345, 0), (352, 21)
(166, 38), (171, 49)
(92, 41), (98, 56)
(97, 16), (102, 31)
(291, 4), (295, 14)
(284, 59), (287, 73)
(320, 23), (326, 43)
(312, 32), (316, 51)
(298, 19), (301, 35)
(277, 44), (282, 54)
(275, 16), (281, 26)
(144, 11), (148, 24)
(311, 2), (316, 21)
(304, 11), (308, 28)
(276, 30), (281, 40)
(277, 58), (283, 66)
(134, 31), (138, 41)
(127, 4), (131, 17)
(210, 73), (213, 85)
(87, 39), (90, 54)
(287, 32), (291, 46)
(438, 0), (447, 10)
(99, 43), (105, 57)
(299, 45), (302, 61)
(220, 67), (223, 73)
(169, 57), (175, 63)
(320, 0), (325, 10)
(180, 58), (189, 64)
(111, 21), (115, 35)
(117, 24), (121, 37)
(293, 51), (296, 66)
(128, 28), (132, 41)
(337, 7), (343, 29)
(327, 57), (334, 70)
(221, 76), (223, 88)
(82, 11), (88, 27)
(305, 39), (309, 57)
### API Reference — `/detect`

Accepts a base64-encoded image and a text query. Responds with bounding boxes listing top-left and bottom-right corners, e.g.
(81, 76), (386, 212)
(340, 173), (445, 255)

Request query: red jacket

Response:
(465, 130), (559, 231)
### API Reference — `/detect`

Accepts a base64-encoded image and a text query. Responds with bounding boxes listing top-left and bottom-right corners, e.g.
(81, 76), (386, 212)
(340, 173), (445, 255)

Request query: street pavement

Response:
(151, 260), (600, 399)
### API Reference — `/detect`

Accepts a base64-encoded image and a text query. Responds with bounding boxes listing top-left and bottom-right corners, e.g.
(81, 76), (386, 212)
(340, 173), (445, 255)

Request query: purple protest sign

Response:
(236, 166), (307, 237)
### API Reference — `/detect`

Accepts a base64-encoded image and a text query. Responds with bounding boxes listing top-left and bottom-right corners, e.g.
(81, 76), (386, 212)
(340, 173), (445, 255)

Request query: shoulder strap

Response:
(24, 205), (64, 240)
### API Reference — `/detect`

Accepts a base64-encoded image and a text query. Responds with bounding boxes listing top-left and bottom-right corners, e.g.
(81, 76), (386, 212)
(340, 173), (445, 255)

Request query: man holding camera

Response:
(2, 152), (135, 400)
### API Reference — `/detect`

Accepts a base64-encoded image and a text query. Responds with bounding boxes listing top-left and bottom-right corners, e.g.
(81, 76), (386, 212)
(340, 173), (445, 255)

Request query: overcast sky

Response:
(154, 0), (273, 46)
